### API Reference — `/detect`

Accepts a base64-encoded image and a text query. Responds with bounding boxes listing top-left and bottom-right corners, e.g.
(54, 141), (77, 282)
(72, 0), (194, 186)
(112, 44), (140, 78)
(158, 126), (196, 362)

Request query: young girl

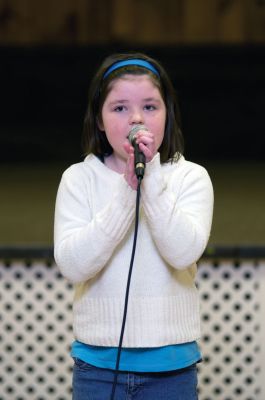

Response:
(54, 52), (214, 400)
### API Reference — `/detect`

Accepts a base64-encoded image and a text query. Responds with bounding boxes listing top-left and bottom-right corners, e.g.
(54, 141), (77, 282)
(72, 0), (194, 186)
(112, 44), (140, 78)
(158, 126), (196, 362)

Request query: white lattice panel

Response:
(0, 260), (74, 400)
(0, 259), (265, 400)
(197, 260), (264, 400)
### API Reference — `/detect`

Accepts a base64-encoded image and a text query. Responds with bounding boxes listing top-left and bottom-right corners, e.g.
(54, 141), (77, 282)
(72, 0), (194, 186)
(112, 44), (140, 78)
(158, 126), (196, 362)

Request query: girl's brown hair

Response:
(82, 52), (184, 163)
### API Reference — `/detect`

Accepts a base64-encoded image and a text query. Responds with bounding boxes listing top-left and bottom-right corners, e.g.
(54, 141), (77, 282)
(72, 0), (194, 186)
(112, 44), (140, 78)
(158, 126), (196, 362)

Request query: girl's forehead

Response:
(107, 74), (160, 94)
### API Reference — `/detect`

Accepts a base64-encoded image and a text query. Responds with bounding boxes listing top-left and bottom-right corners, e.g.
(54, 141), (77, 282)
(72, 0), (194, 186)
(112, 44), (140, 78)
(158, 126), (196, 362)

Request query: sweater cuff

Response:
(141, 153), (172, 217)
(98, 175), (136, 242)
(144, 152), (161, 177)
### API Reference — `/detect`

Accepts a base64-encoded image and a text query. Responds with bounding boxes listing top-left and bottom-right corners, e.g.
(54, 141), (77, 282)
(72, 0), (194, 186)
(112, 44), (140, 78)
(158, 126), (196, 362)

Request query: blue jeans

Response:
(72, 358), (198, 400)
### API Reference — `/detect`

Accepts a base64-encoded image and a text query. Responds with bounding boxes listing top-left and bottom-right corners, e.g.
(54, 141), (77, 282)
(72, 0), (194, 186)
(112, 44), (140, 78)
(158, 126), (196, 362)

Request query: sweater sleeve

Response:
(140, 154), (214, 269)
(54, 165), (136, 283)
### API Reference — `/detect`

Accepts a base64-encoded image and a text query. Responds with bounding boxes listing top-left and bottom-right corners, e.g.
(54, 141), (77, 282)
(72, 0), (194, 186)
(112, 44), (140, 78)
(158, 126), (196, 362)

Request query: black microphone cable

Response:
(110, 176), (143, 400)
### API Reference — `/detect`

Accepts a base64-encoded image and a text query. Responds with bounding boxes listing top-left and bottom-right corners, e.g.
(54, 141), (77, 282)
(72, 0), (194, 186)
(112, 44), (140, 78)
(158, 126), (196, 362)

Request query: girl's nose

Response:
(129, 110), (144, 126)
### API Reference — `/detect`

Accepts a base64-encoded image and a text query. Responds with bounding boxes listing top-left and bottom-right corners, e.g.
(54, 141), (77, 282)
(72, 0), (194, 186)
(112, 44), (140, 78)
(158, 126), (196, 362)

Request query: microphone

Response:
(127, 124), (147, 180)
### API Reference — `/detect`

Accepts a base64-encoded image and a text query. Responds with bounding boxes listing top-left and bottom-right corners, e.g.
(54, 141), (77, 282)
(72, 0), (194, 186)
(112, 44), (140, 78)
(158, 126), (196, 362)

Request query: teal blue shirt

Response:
(71, 341), (201, 372)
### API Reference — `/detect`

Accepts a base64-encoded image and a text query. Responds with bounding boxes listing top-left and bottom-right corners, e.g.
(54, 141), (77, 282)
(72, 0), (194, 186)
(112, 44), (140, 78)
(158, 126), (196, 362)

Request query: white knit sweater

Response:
(54, 153), (214, 348)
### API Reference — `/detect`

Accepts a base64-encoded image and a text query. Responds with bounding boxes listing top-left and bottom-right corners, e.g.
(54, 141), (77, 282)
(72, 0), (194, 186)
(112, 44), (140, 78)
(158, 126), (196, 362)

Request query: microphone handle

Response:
(134, 143), (146, 180)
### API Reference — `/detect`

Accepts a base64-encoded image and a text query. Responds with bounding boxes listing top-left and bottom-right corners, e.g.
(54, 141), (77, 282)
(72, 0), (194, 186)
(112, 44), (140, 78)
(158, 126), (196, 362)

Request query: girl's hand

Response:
(135, 129), (156, 163)
(123, 129), (156, 190)
(123, 141), (139, 190)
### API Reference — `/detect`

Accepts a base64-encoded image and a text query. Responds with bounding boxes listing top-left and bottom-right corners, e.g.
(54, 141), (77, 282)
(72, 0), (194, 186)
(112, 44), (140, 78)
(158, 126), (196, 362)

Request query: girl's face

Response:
(99, 74), (166, 168)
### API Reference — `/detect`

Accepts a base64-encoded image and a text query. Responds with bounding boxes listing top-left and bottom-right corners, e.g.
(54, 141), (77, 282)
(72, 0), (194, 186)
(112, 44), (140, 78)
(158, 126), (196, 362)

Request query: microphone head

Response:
(127, 124), (147, 145)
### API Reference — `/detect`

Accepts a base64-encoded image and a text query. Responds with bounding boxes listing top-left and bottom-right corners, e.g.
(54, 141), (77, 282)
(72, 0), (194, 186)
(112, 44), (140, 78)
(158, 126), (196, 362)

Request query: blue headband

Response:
(103, 59), (160, 79)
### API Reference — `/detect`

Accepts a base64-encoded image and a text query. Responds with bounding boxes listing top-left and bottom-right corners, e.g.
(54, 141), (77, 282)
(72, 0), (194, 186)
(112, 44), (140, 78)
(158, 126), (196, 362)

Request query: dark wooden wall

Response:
(0, 1), (265, 162)
(0, 0), (265, 45)
(1, 44), (264, 162)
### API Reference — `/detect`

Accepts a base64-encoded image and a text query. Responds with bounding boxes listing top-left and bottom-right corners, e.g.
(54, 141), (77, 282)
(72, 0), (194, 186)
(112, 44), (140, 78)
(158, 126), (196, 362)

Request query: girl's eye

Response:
(114, 106), (125, 112)
(144, 104), (156, 111)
